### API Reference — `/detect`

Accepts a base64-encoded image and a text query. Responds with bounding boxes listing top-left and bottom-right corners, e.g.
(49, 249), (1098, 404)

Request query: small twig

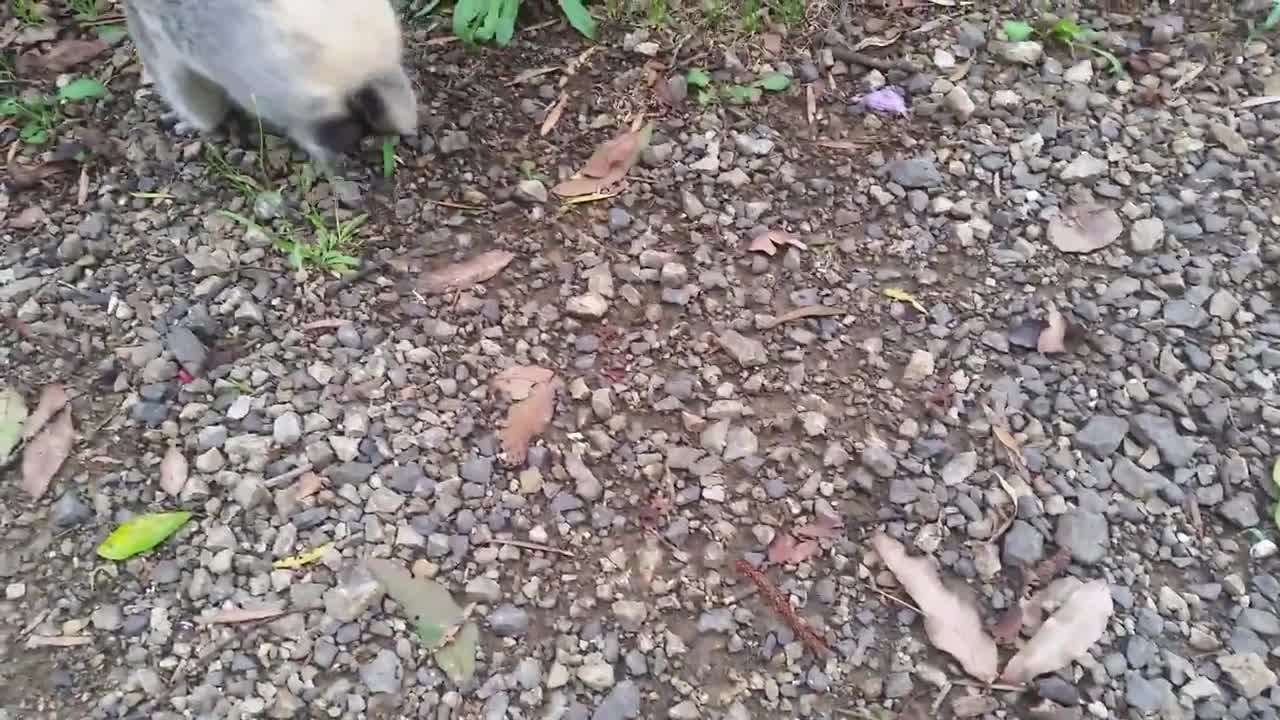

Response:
(951, 679), (1025, 693)
(736, 560), (834, 658)
(857, 580), (925, 615)
(487, 538), (576, 558)
(424, 198), (490, 212)
(264, 463), (313, 489)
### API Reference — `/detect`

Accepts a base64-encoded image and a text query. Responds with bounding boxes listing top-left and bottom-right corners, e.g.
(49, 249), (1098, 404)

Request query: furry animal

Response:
(123, 0), (418, 163)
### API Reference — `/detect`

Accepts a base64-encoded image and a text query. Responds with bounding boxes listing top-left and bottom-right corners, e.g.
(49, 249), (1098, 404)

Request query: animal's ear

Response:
(348, 85), (387, 132)
(310, 115), (366, 158)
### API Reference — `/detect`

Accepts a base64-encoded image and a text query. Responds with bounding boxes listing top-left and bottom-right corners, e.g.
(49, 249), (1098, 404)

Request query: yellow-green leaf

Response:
(96, 511), (193, 560)
(1272, 457), (1280, 492)
(883, 287), (926, 313)
(434, 621), (479, 683)
(0, 387), (27, 463)
(273, 541), (335, 570)
(367, 558), (479, 681)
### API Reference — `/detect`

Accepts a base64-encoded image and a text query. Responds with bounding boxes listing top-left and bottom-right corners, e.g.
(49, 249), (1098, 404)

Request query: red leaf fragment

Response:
(23, 384), (68, 441)
(420, 250), (515, 294)
(21, 408), (74, 499)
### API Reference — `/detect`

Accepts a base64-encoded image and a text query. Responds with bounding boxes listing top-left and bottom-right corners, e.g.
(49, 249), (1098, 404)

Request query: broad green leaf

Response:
(758, 72), (790, 92)
(1085, 46), (1124, 76)
(725, 85), (761, 104)
(1271, 457), (1280, 492)
(96, 511), (193, 560)
(686, 69), (711, 88)
(696, 89), (717, 106)
(20, 125), (49, 145)
(1002, 20), (1034, 41)
(559, 0), (596, 40)
(0, 387), (27, 463)
(495, 0), (518, 46)
(1050, 18), (1084, 43)
(452, 0), (483, 41)
(381, 137), (397, 179)
(95, 23), (127, 43)
(0, 98), (21, 116)
(433, 621), (479, 683)
(475, 0), (503, 41)
(1265, 0), (1280, 31)
(1274, 501), (1280, 531)
(58, 78), (108, 102)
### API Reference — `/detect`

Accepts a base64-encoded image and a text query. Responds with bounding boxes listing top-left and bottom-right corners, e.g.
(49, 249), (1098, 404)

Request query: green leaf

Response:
(452, 0), (483, 41)
(725, 84), (761, 104)
(558, 0), (596, 40)
(1085, 45), (1125, 76)
(696, 88), (717, 106)
(326, 253), (361, 270)
(757, 71), (790, 92)
(381, 137), (397, 179)
(0, 98), (22, 117)
(495, 0), (518, 46)
(433, 621), (479, 683)
(1002, 20), (1034, 41)
(1271, 457), (1280, 492)
(95, 23), (127, 43)
(1265, 0), (1280, 31)
(475, 0), (503, 41)
(96, 511), (193, 560)
(58, 78), (108, 102)
(1050, 17), (1084, 43)
(0, 387), (27, 464)
(686, 68), (711, 88)
(20, 125), (49, 145)
(367, 558), (479, 682)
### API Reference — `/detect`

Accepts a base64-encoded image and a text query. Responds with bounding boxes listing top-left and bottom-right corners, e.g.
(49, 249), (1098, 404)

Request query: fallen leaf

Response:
(491, 365), (557, 400)
(23, 384), (68, 440)
(301, 318), (350, 331)
(509, 66), (558, 85)
(794, 514), (844, 539)
(96, 511), (193, 561)
(552, 122), (653, 198)
(19, 38), (106, 74)
(748, 229), (808, 256)
(21, 408), (73, 499)
(1047, 203), (1123, 254)
(499, 378), (560, 465)
(872, 532), (998, 682)
(768, 533), (820, 564)
(273, 541), (335, 569)
(366, 558), (477, 683)
(10, 206), (47, 230)
(77, 165), (89, 205)
(854, 28), (903, 50)
(5, 161), (67, 191)
(1025, 546), (1072, 590)
(540, 90), (569, 136)
(882, 287), (926, 313)
(199, 607), (287, 625)
(760, 305), (845, 330)
(1036, 308), (1066, 354)
(0, 386), (27, 464)
(1001, 579), (1113, 684)
(816, 139), (872, 151)
(25, 634), (92, 648)
(294, 471), (324, 500)
(159, 445), (188, 496)
(420, 250), (515, 294)
(762, 32), (782, 54)
(1021, 576), (1084, 634)
(948, 60), (972, 82)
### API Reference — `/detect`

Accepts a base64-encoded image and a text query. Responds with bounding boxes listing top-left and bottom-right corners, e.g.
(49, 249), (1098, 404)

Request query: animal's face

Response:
(299, 66), (417, 162)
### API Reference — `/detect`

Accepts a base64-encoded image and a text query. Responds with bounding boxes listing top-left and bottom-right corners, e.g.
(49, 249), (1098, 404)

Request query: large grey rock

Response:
(1129, 414), (1198, 467)
(1055, 510), (1109, 565)
(1074, 415), (1128, 458)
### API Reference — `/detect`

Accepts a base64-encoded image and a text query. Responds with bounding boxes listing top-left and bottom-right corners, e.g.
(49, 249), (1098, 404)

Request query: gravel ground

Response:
(3, 2), (1280, 719)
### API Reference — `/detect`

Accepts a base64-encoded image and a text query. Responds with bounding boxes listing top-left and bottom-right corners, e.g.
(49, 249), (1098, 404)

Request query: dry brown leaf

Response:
(21, 408), (73, 500)
(551, 122), (652, 198)
(1036, 307), (1066, 354)
(1001, 579), (1113, 684)
(301, 318), (350, 331)
(854, 28), (903, 50)
(76, 165), (89, 205)
(948, 60), (972, 82)
(760, 305), (845, 330)
(816, 139), (871, 151)
(794, 513), (844, 539)
(492, 365), (556, 400)
(1021, 576), (1083, 634)
(990, 604), (1024, 645)
(499, 378), (560, 465)
(768, 533), (820, 564)
(19, 38), (107, 74)
(872, 532), (998, 682)
(1047, 203), (1123, 254)
(294, 471), (324, 500)
(23, 384), (68, 440)
(12, 206), (48, 230)
(748, 230), (808, 256)
(159, 445), (188, 497)
(509, 66), (558, 86)
(805, 84), (815, 126)
(25, 634), (92, 648)
(762, 33), (783, 54)
(420, 250), (515, 294)
(199, 607), (287, 625)
(540, 90), (569, 136)
(6, 161), (67, 191)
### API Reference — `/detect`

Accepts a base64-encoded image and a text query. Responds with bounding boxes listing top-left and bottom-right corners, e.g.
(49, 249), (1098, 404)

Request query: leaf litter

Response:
(23, 383), (67, 440)
(366, 558), (477, 684)
(1047, 203), (1123, 253)
(0, 386), (27, 464)
(96, 511), (193, 561)
(552, 119), (653, 198)
(735, 559), (833, 658)
(21, 407), (74, 499)
(759, 305), (845, 330)
(872, 532), (998, 682)
(748, 229), (808, 256)
(420, 250), (515, 294)
(199, 606), (289, 625)
(159, 445), (189, 496)
(767, 533), (820, 564)
(1001, 579), (1113, 684)
(493, 366), (561, 465)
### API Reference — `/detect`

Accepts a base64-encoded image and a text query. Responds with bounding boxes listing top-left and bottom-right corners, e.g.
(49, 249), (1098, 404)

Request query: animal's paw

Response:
(159, 112), (211, 137)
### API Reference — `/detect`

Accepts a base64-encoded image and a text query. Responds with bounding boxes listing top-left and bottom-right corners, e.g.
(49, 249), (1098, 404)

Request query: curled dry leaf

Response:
(794, 513), (844, 539)
(1001, 579), (1113, 684)
(552, 122), (653, 198)
(1047, 203), (1123, 254)
(760, 305), (844, 330)
(159, 445), (189, 497)
(768, 533), (820, 564)
(1036, 308), (1067, 354)
(491, 365), (557, 400)
(21, 408), (74, 500)
(18, 39), (107, 74)
(499, 376), (561, 466)
(872, 533), (998, 682)
(748, 229), (808, 256)
(23, 383), (68, 440)
(420, 250), (515, 294)
(199, 607), (287, 625)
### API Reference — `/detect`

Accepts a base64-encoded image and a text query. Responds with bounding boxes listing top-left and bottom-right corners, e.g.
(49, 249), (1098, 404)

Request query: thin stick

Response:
(858, 580), (925, 615)
(487, 538), (576, 558)
(264, 463), (313, 489)
(951, 679), (1025, 693)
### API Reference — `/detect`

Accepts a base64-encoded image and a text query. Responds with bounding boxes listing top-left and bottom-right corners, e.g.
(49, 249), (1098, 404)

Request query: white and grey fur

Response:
(123, 0), (418, 163)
